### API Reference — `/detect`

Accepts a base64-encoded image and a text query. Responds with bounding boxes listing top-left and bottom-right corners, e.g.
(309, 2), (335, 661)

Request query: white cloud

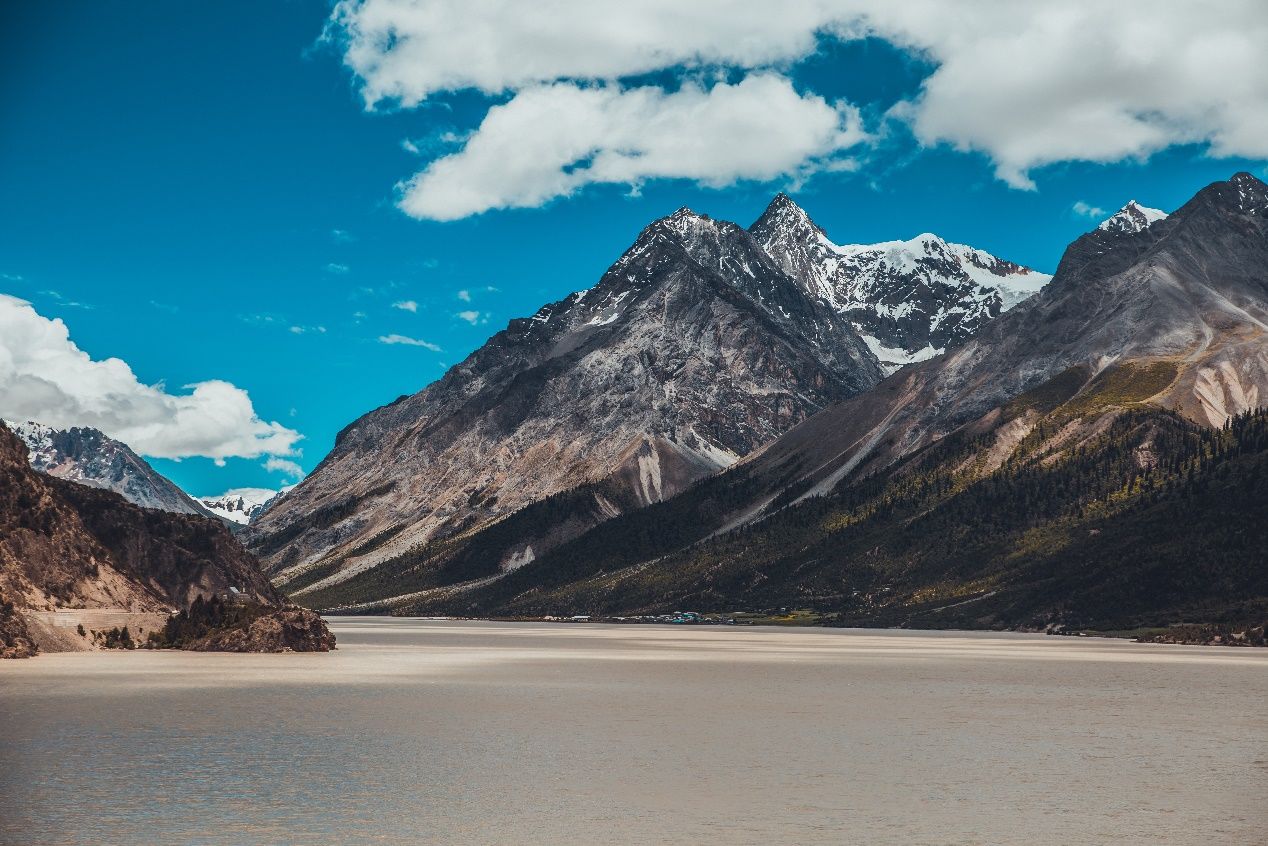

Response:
(331, 228), (354, 242)
(0, 295), (301, 462)
(398, 75), (867, 220)
(378, 333), (442, 351)
(456, 289), (471, 302)
(1072, 201), (1106, 219)
(455, 310), (482, 324)
(861, 1), (1268, 188)
(329, 0), (841, 108)
(392, 299), (419, 312)
(263, 457), (306, 480)
(401, 138), (421, 154)
(288, 325), (328, 335)
(331, 0), (1268, 200)
(325, 262), (350, 274)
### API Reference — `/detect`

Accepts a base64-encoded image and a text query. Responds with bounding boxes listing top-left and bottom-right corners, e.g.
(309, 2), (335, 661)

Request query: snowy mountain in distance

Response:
(1097, 200), (1168, 234)
(4, 419), (218, 518)
(198, 487), (290, 526)
(750, 194), (1053, 373)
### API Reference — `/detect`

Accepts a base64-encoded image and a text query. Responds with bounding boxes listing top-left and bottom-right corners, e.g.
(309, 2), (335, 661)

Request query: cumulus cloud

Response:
(325, 262), (350, 274)
(378, 333), (442, 351)
(329, 0), (843, 107)
(0, 295), (301, 462)
(862, 1), (1268, 187)
(330, 0), (1268, 202)
(1072, 201), (1106, 219)
(456, 289), (471, 302)
(455, 310), (482, 324)
(398, 75), (867, 220)
(264, 457), (305, 480)
(392, 299), (419, 312)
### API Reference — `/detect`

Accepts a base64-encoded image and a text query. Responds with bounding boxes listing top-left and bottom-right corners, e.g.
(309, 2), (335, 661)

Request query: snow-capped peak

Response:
(747, 195), (1052, 374)
(1098, 200), (1168, 234)
(198, 487), (290, 525)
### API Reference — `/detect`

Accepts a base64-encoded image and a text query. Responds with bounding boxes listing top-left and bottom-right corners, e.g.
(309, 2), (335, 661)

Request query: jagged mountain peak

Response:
(1098, 200), (1168, 234)
(3, 418), (217, 520)
(249, 200), (882, 596)
(750, 191), (828, 245)
(748, 198), (1051, 372)
(1196, 170), (1268, 215)
(198, 487), (289, 526)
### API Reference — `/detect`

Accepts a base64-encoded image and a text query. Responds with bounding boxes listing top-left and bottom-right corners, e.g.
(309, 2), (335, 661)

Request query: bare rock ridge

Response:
(248, 205), (886, 595)
(0, 422), (332, 657)
(749, 193), (1052, 372)
(6, 419), (220, 520)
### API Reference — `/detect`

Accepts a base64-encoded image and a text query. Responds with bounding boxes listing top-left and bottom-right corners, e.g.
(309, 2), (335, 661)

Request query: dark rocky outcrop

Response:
(182, 606), (337, 653)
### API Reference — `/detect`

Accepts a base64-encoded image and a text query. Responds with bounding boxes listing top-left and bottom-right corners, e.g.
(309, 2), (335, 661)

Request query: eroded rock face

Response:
(249, 207), (883, 595)
(183, 606), (336, 653)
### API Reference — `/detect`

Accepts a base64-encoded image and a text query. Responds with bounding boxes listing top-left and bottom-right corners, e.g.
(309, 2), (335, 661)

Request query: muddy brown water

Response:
(2, 618), (1265, 845)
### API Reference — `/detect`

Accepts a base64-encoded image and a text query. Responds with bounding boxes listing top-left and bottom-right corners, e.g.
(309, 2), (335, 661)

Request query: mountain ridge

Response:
(249, 205), (883, 595)
(5, 419), (220, 520)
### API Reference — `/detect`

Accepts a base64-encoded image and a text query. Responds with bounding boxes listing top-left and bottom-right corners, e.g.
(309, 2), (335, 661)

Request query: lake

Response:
(2, 618), (1266, 845)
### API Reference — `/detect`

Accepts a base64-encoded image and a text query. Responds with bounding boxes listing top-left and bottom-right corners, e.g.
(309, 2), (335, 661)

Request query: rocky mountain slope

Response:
(750, 194), (1052, 372)
(327, 173), (1268, 634)
(0, 423), (332, 657)
(249, 207), (884, 597)
(6, 420), (218, 519)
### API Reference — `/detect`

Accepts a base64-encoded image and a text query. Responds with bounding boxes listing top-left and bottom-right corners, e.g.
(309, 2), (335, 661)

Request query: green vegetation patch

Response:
(1063, 360), (1179, 415)
(1003, 365), (1091, 419)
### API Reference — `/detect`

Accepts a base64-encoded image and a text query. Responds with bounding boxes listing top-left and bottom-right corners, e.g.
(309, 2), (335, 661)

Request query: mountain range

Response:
(13, 176), (1262, 642)
(257, 174), (1268, 639)
(247, 192), (1050, 605)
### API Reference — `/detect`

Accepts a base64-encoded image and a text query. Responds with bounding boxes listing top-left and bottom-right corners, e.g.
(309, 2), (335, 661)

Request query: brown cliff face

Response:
(0, 421), (161, 614)
(54, 480), (282, 609)
(0, 423), (330, 657)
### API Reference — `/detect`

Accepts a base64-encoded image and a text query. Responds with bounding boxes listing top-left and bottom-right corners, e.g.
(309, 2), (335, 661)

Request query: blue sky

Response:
(1, 1), (1265, 496)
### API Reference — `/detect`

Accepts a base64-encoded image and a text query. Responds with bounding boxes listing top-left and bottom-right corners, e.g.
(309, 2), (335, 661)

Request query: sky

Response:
(1, 1), (1266, 497)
